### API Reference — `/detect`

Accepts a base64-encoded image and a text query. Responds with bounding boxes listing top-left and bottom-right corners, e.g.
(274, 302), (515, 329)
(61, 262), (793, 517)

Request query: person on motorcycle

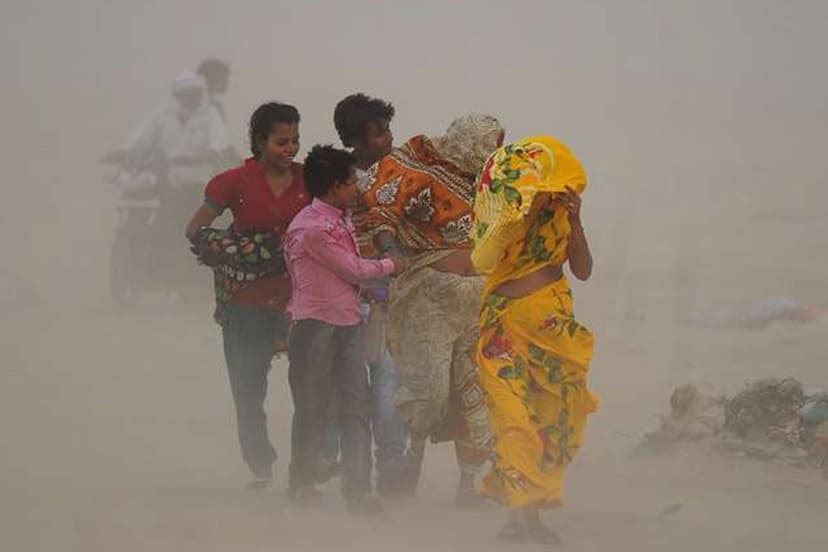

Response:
(196, 58), (241, 168)
(110, 70), (229, 183)
(105, 71), (231, 306)
(197, 58), (231, 120)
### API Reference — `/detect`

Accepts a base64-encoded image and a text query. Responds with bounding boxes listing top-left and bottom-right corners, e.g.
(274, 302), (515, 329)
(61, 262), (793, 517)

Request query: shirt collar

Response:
(245, 158), (300, 180)
(312, 198), (345, 220)
(174, 100), (208, 122)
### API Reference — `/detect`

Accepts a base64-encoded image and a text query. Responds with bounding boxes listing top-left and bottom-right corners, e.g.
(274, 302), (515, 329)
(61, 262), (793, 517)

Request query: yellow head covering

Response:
(471, 135), (587, 278)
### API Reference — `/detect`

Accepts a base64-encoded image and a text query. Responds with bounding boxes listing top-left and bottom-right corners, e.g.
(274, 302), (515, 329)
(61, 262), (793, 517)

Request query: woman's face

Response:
(261, 123), (300, 168)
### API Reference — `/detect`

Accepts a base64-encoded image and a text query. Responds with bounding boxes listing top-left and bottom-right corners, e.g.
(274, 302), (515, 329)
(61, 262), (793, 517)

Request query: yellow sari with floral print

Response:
(471, 135), (598, 508)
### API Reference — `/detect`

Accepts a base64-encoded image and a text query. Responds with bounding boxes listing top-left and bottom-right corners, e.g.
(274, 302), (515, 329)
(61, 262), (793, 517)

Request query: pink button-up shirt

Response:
(285, 199), (395, 326)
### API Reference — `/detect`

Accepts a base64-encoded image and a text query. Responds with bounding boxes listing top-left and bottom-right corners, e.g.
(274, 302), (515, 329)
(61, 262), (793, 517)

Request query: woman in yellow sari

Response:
(471, 136), (598, 544)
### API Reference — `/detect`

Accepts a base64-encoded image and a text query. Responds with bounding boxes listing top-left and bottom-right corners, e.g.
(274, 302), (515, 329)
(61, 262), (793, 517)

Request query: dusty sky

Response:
(1, 0), (827, 300)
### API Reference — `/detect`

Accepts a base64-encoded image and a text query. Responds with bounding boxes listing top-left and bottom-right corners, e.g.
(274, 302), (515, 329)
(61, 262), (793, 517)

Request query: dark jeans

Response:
(288, 319), (372, 498)
(222, 304), (278, 477)
(317, 344), (408, 481)
(323, 305), (408, 487)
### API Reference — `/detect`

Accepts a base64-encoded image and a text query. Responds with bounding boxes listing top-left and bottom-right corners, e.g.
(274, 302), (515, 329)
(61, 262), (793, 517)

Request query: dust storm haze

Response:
(1, 1), (827, 550)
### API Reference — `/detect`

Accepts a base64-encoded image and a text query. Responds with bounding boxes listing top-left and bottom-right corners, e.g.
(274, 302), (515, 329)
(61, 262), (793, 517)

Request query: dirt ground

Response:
(2, 154), (826, 551)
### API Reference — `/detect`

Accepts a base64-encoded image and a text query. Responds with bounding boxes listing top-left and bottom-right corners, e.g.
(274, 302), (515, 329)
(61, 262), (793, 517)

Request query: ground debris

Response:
(641, 379), (828, 476)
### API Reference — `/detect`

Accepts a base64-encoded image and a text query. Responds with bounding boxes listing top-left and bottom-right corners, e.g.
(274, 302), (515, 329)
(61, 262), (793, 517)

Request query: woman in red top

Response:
(186, 102), (310, 489)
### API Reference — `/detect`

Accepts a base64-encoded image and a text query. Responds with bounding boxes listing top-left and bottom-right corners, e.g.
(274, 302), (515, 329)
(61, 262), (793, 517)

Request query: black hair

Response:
(197, 59), (230, 89)
(248, 102), (300, 158)
(333, 93), (395, 148)
(303, 145), (354, 198)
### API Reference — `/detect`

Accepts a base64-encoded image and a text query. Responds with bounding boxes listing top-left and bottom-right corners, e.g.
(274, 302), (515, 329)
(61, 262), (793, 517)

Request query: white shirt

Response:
(123, 102), (230, 187)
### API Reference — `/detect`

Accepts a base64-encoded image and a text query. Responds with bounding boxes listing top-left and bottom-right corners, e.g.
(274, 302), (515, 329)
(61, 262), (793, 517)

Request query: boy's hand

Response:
(387, 255), (408, 275)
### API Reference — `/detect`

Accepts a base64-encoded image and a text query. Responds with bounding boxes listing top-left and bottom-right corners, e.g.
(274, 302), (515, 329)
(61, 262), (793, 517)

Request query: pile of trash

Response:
(641, 378), (828, 478)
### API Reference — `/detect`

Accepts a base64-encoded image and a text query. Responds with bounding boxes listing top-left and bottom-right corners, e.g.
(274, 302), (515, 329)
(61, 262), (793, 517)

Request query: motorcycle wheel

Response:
(109, 205), (155, 310)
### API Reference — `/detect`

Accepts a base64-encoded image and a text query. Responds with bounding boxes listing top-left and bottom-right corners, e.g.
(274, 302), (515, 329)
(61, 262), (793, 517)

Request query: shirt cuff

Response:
(378, 258), (395, 275)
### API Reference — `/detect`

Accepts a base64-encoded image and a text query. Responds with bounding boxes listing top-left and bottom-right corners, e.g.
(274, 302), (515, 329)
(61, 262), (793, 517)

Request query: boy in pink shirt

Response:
(284, 145), (404, 514)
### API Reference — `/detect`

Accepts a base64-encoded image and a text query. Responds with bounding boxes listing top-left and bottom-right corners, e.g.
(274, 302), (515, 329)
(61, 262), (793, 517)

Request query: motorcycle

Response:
(103, 153), (217, 310)
(104, 164), (161, 309)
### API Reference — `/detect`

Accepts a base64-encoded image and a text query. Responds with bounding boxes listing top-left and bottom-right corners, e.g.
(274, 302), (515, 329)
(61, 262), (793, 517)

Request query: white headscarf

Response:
(171, 71), (207, 94)
(432, 114), (504, 176)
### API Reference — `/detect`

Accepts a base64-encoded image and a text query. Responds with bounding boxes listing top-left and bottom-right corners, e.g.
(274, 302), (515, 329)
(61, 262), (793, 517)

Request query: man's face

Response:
(357, 119), (393, 164)
(210, 73), (229, 95)
(333, 167), (361, 208)
(174, 88), (204, 111)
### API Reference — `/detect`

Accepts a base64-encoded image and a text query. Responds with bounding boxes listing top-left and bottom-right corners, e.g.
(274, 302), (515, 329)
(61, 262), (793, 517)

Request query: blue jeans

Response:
(369, 342), (408, 487)
(322, 311), (408, 490)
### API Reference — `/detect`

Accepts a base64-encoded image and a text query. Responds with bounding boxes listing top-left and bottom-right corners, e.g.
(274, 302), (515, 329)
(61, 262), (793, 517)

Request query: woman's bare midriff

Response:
(493, 265), (564, 298)
(429, 249), (476, 276)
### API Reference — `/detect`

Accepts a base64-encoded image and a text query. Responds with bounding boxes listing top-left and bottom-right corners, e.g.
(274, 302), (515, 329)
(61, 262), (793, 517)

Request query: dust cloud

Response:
(1, 1), (826, 550)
